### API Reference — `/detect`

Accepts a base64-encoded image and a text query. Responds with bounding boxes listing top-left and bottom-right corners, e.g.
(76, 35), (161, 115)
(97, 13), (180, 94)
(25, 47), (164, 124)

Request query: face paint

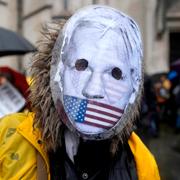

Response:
(50, 5), (143, 140)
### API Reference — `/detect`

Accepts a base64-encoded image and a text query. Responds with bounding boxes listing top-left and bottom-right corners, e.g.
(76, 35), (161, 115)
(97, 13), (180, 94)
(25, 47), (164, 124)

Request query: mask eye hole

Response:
(75, 59), (88, 71)
(111, 67), (122, 80)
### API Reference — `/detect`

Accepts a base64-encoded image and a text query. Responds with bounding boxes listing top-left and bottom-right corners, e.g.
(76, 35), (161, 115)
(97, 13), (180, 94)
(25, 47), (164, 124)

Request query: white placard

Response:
(0, 82), (26, 118)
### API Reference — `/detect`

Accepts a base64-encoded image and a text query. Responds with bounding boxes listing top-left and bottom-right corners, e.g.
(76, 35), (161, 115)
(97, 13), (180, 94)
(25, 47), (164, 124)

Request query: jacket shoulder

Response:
(0, 113), (37, 179)
(0, 113), (33, 139)
(128, 132), (160, 180)
(0, 113), (28, 128)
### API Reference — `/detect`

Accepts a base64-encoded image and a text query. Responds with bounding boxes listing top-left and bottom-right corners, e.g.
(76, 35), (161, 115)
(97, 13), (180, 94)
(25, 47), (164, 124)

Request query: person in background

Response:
(166, 71), (179, 127)
(141, 75), (159, 137)
(168, 70), (180, 132)
(0, 66), (29, 100)
(154, 75), (171, 123)
(160, 75), (171, 92)
(0, 66), (30, 118)
(0, 5), (160, 180)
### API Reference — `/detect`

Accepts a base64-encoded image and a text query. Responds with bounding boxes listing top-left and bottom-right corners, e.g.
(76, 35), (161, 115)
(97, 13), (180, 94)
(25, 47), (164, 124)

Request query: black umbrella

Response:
(0, 27), (36, 57)
(150, 72), (168, 83)
(170, 59), (180, 74)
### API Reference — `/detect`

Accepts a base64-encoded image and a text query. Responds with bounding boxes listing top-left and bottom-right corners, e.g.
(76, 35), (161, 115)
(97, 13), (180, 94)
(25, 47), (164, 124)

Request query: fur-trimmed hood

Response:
(29, 18), (143, 154)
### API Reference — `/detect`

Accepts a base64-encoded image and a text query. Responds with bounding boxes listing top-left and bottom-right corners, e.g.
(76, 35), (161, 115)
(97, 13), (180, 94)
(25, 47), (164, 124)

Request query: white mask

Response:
(50, 5), (143, 140)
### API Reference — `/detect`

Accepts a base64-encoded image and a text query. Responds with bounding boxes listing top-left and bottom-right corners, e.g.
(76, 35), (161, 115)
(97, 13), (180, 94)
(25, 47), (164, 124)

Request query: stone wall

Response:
(0, 0), (175, 75)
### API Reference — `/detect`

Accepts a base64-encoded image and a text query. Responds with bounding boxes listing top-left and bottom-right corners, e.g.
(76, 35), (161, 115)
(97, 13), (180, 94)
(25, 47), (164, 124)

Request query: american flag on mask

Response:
(64, 95), (124, 129)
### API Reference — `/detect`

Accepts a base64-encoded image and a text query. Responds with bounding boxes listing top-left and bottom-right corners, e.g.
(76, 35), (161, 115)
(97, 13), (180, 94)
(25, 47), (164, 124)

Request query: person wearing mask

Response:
(0, 5), (160, 180)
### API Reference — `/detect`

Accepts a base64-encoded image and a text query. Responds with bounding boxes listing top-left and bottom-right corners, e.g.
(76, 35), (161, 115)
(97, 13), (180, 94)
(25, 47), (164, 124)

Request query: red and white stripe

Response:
(83, 100), (123, 129)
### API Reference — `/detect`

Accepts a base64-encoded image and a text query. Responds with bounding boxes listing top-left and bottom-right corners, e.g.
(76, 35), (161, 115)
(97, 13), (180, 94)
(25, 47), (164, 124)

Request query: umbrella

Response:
(170, 59), (180, 74)
(150, 72), (168, 83)
(0, 27), (36, 57)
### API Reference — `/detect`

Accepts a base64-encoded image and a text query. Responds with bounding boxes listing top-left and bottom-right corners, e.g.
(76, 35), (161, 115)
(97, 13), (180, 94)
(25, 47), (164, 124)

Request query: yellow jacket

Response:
(0, 113), (160, 180)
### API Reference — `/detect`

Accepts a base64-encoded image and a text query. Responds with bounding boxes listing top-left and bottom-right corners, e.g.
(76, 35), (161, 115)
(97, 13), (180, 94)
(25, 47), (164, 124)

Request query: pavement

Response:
(138, 124), (180, 180)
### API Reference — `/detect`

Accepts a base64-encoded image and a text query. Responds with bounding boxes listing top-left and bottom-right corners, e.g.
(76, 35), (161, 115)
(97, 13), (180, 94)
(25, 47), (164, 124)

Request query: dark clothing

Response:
(49, 140), (137, 180)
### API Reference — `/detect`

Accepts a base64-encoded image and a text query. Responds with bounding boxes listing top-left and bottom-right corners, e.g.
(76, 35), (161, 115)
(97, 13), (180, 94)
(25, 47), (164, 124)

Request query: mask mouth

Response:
(63, 95), (124, 135)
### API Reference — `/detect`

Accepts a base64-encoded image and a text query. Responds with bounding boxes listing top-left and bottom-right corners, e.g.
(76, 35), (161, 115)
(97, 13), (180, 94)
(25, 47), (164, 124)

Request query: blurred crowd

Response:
(139, 69), (180, 137)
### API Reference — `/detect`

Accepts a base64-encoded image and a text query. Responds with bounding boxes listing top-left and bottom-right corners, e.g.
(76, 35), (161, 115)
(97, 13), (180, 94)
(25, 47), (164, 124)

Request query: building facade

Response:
(0, 0), (180, 75)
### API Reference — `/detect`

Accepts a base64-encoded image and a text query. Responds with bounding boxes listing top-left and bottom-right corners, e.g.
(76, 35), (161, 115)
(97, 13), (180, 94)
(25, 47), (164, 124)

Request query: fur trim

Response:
(29, 20), (66, 151)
